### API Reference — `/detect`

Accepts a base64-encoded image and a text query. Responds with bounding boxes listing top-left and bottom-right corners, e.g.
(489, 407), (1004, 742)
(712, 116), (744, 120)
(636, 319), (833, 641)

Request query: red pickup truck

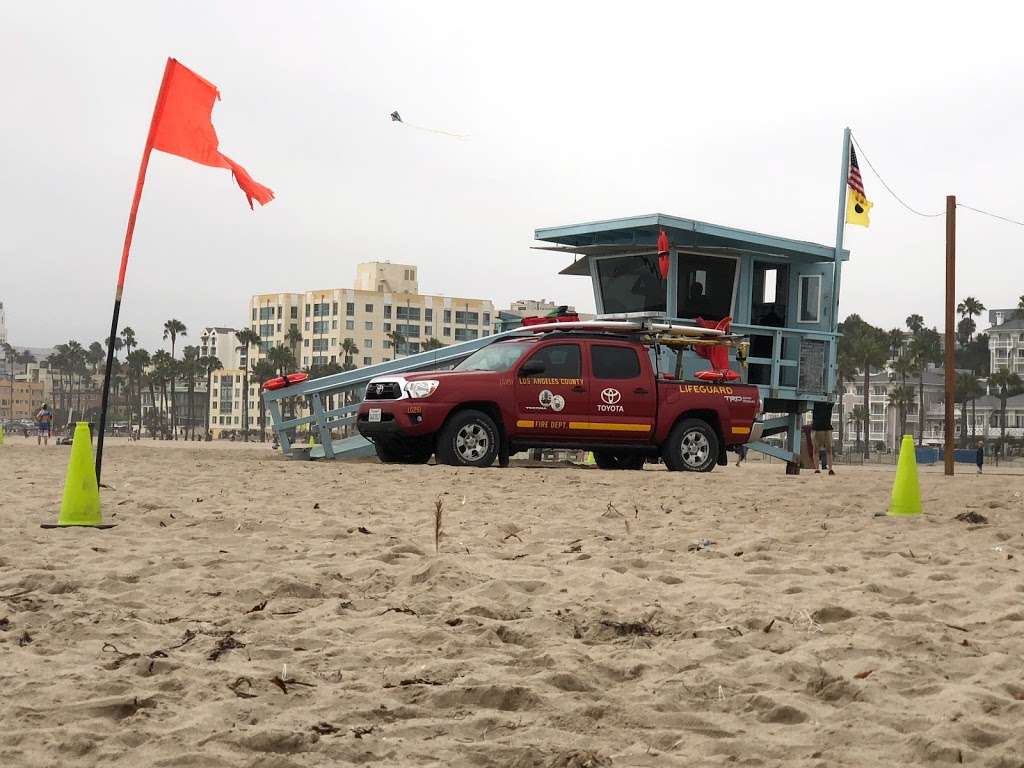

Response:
(356, 331), (762, 471)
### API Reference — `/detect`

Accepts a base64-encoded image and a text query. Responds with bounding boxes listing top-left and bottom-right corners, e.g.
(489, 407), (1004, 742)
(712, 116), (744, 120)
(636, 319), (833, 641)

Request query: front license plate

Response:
(368, 408), (382, 423)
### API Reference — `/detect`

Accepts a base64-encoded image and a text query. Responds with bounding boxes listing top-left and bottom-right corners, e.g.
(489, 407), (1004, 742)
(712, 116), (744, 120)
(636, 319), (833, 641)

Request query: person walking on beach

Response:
(811, 400), (835, 475)
(36, 403), (52, 446)
(976, 441), (984, 474)
(735, 443), (747, 467)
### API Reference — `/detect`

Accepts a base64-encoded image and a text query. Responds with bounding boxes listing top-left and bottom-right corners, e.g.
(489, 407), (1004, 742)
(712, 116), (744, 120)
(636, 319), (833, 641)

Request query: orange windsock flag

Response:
(150, 59), (273, 208)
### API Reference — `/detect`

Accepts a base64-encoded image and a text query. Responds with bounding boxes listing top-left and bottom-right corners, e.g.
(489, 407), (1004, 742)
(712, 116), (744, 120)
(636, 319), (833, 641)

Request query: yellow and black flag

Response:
(845, 144), (872, 227)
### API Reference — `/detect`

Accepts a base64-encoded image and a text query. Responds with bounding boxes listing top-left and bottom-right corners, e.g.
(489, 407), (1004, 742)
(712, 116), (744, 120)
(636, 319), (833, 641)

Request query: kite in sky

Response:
(390, 110), (467, 139)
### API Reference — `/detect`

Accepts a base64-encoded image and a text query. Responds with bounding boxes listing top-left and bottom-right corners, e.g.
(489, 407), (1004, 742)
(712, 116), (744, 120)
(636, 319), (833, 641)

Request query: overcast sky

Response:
(3, 1), (1022, 352)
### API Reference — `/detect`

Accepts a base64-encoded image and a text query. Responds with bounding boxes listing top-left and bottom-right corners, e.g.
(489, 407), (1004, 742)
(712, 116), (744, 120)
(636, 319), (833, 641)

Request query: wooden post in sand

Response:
(943, 195), (956, 476)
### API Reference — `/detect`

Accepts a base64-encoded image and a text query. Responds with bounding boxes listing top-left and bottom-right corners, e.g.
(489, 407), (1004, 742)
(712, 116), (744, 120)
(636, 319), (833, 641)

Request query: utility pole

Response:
(944, 195), (956, 476)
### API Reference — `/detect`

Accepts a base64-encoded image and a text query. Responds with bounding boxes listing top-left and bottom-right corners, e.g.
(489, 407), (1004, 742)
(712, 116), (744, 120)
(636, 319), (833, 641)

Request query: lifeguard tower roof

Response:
(536, 213), (847, 276)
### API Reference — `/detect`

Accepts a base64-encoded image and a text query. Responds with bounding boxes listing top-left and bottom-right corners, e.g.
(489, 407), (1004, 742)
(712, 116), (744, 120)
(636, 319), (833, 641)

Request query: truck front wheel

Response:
(663, 418), (719, 472)
(436, 410), (499, 468)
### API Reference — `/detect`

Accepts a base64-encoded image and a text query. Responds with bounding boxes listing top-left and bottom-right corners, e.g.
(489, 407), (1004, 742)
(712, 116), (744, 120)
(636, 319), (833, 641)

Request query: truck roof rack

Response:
(508, 318), (746, 350)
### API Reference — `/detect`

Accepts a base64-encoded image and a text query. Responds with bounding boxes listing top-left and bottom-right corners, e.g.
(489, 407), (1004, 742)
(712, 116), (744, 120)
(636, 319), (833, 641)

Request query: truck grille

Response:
(365, 381), (403, 400)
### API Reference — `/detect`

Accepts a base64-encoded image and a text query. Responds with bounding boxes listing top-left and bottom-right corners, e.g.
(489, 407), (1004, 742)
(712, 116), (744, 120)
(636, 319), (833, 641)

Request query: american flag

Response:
(848, 145), (866, 197)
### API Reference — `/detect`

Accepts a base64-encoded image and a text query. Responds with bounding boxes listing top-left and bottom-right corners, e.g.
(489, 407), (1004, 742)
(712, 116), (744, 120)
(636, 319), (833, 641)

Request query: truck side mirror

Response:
(520, 360), (545, 377)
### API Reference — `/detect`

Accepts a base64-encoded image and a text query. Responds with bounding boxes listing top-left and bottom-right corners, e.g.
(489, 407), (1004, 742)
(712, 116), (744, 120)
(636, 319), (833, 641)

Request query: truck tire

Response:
(593, 451), (645, 470)
(436, 409), (499, 468)
(663, 418), (719, 472)
(374, 439), (433, 464)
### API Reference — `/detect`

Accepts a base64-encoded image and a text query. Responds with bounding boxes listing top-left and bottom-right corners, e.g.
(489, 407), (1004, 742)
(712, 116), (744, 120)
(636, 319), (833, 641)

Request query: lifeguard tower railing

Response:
(262, 330), (524, 459)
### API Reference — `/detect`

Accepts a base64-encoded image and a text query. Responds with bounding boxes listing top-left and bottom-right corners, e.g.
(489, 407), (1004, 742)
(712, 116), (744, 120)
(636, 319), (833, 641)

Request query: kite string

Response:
(399, 121), (468, 140)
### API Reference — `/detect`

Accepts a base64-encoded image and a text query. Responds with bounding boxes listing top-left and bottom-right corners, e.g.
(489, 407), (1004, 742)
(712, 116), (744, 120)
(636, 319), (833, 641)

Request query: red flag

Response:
(150, 59), (273, 208)
(657, 228), (670, 279)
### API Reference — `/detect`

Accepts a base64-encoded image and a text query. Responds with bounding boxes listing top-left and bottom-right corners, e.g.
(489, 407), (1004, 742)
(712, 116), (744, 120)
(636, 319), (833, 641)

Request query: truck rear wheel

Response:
(374, 439), (433, 464)
(593, 451), (645, 470)
(436, 409), (499, 468)
(663, 418), (719, 472)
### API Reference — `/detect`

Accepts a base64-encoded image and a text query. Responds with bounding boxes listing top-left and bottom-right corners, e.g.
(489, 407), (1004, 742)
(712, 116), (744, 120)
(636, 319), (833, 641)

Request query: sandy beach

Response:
(1, 440), (1023, 767)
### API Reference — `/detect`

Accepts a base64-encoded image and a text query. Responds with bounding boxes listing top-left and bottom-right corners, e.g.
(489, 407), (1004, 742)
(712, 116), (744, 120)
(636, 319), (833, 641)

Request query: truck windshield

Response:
(455, 341), (533, 372)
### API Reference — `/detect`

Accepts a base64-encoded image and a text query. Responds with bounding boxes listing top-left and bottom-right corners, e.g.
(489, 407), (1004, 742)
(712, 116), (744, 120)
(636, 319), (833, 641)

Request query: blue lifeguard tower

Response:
(535, 213), (846, 464)
(264, 213), (845, 466)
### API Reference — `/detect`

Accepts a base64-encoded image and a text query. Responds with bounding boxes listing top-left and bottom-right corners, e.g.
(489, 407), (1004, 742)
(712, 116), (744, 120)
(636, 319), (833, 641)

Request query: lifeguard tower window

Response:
(798, 274), (821, 323)
(676, 254), (737, 321)
(595, 255), (666, 314)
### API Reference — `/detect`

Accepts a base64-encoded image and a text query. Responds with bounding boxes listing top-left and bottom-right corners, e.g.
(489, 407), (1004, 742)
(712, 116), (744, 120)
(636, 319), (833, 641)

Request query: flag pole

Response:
(94, 58), (175, 484)
(827, 128), (851, 395)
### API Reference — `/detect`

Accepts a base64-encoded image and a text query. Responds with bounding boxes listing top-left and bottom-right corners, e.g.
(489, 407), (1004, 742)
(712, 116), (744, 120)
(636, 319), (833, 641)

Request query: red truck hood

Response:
(402, 370), (497, 382)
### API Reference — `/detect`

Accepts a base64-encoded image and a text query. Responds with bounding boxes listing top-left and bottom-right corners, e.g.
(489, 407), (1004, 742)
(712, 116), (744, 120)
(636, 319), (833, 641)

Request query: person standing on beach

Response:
(976, 441), (984, 474)
(811, 400), (835, 475)
(36, 403), (52, 446)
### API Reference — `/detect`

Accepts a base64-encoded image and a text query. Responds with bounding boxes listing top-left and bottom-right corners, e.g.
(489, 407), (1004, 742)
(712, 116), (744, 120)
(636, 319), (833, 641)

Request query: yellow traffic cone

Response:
(0, 425), (5, 445)
(42, 422), (112, 528)
(889, 434), (922, 517)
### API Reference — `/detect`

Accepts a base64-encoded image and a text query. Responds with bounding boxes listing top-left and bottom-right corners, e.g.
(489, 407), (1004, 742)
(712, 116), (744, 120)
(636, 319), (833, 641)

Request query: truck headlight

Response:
(406, 380), (440, 399)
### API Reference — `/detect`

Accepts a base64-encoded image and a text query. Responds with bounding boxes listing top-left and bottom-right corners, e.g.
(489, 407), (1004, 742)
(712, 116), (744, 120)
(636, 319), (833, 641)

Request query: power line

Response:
(849, 133), (945, 218)
(955, 203), (1024, 228)
(852, 131), (1024, 227)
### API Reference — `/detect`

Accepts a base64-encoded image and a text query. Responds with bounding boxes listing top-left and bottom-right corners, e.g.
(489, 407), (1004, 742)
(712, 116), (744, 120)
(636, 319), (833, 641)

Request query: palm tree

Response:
(887, 328), (905, 362)
(201, 355), (223, 440)
(422, 337), (445, 352)
(835, 347), (857, 451)
(848, 405), (868, 452)
(341, 338), (359, 367)
(956, 297), (986, 323)
(839, 314), (888, 456)
(266, 345), (299, 420)
(163, 319), (187, 437)
(905, 314), (924, 336)
(990, 368), (1024, 452)
(908, 328), (942, 446)
(150, 350), (174, 438)
(121, 327), (137, 357)
(235, 329), (261, 441)
(285, 327), (302, 360)
(250, 359), (277, 441)
(887, 384), (915, 443)
(1015, 295), (1024, 321)
(180, 346), (201, 439)
(387, 330), (406, 359)
(125, 348), (150, 439)
(87, 342), (105, 374)
(267, 344), (297, 375)
(955, 372), (982, 448)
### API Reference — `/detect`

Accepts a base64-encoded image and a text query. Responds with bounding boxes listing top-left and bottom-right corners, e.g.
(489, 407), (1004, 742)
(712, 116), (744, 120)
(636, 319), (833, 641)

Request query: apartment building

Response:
(985, 309), (1024, 377)
(248, 262), (498, 370)
(0, 379), (45, 421)
(199, 326), (244, 369)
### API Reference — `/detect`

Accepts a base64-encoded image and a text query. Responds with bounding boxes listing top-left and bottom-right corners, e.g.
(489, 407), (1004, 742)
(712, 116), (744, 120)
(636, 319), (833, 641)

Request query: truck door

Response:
(513, 342), (588, 440)
(585, 342), (657, 441)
